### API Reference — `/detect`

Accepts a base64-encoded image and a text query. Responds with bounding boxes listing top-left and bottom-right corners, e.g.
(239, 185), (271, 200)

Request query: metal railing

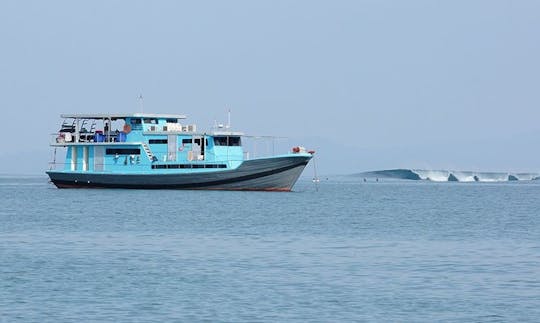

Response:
(50, 131), (124, 145)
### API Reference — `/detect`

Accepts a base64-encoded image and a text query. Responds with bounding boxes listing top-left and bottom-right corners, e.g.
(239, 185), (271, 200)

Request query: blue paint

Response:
(48, 113), (313, 188)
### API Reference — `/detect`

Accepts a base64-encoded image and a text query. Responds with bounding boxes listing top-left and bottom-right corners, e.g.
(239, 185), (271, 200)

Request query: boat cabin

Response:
(51, 113), (245, 173)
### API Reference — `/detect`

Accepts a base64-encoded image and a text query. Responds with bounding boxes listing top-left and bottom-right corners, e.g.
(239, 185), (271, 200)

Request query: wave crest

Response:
(356, 169), (539, 182)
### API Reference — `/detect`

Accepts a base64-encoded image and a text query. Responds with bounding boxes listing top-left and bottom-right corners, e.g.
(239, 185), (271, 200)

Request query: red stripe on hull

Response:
(52, 181), (291, 191)
(192, 187), (292, 192)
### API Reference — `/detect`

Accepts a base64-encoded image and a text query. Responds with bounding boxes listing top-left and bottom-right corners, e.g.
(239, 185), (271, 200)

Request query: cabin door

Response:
(94, 146), (104, 171)
(191, 136), (205, 161)
(167, 135), (177, 161)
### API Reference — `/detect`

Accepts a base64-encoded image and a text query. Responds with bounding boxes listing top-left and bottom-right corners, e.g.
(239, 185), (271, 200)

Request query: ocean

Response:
(1, 176), (539, 322)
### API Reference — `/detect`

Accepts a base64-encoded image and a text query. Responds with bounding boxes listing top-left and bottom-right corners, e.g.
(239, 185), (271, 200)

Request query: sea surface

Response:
(1, 175), (539, 322)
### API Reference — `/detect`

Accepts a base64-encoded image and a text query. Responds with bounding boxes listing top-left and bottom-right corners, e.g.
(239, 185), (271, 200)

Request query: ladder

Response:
(141, 143), (155, 161)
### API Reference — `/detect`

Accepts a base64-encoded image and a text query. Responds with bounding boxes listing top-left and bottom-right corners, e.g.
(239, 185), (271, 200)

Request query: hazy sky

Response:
(1, 0), (539, 175)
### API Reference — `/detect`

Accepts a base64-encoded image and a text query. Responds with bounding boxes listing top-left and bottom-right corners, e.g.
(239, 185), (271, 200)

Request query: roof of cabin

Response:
(60, 113), (187, 120)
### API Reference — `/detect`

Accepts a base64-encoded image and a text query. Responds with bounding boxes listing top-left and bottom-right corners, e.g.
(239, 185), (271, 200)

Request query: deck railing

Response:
(50, 131), (124, 145)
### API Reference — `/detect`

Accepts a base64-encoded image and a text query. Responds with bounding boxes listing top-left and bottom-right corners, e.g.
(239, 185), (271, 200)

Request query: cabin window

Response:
(214, 136), (241, 146)
(194, 138), (208, 146)
(206, 164), (227, 168)
(151, 164), (227, 169)
(181, 138), (208, 145)
(149, 139), (168, 144)
(229, 136), (241, 146)
(131, 119), (142, 125)
(166, 118), (179, 123)
(106, 148), (140, 155)
(143, 118), (157, 124)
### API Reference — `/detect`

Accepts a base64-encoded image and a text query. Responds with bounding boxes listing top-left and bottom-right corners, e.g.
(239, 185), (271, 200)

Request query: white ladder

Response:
(141, 143), (155, 161)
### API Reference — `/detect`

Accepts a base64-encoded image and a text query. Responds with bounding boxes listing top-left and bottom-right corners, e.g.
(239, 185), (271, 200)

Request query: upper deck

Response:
(52, 113), (246, 145)
(60, 113), (188, 120)
(52, 113), (197, 145)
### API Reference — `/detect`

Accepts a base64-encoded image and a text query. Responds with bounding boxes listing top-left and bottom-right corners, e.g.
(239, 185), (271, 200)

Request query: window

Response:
(151, 164), (227, 169)
(205, 164), (227, 168)
(229, 136), (241, 146)
(194, 138), (208, 146)
(149, 139), (168, 144)
(131, 119), (142, 125)
(166, 118), (178, 123)
(143, 118), (157, 124)
(214, 136), (241, 146)
(181, 138), (208, 146)
(106, 148), (140, 155)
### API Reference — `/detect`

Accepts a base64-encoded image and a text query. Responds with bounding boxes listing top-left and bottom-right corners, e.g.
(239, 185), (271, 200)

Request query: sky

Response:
(0, 0), (539, 175)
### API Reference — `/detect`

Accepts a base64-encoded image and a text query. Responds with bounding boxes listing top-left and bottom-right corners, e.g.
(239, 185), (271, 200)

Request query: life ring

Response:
(123, 124), (132, 134)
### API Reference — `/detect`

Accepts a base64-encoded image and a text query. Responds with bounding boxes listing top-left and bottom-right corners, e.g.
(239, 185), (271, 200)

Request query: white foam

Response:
(413, 169), (539, 182)
(413, 169), (449, 182)
(453, 173), (476, 182)
(514, 173), (538, 181)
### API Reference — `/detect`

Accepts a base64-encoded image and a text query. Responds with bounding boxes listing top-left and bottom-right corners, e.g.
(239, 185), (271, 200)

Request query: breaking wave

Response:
(356, 169), (540, 182)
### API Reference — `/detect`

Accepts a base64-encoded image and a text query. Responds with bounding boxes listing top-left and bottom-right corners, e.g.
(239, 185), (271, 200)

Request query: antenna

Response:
(227, 108), (231, 129)
(138, 94), (144, 113)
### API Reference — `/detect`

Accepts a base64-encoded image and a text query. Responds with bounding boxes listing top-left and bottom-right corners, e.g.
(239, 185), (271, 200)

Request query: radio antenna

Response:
(138, 94), (144, 113)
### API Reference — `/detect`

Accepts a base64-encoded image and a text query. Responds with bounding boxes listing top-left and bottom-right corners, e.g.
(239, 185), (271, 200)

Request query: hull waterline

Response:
(47, 155), (311, 191)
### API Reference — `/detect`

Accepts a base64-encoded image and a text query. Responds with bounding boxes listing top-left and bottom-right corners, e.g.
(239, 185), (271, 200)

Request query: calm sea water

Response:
(1, 176), (539, 322)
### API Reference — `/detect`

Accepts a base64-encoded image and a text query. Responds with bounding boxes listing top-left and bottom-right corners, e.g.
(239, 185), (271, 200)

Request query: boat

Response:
(46, 113), (314, 191)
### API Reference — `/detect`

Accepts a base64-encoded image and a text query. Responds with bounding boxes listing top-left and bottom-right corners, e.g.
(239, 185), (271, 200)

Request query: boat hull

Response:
(46, 155), (311, 191)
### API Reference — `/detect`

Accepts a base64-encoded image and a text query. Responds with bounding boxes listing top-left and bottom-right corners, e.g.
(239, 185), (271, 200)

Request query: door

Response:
(167, 135), (177, 161)
(94, 146), (104, 171)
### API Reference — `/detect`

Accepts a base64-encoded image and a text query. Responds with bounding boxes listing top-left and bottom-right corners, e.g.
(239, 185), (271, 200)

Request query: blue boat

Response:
(46, 113), (314, 191)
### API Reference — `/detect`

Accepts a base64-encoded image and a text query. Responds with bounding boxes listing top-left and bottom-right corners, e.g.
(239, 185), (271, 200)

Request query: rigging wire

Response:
(312, 153), (320, 192)
(49, 148), (57, 170)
